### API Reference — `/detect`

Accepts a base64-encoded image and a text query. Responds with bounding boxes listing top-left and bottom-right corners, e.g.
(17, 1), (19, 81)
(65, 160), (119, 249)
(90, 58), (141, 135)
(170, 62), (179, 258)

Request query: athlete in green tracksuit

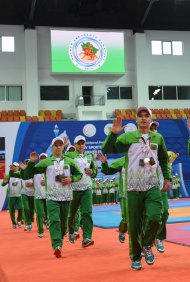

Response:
(101, 106), (171, 271)
(21, 175), (35, 231)
(9, 160), (34, 231)
(33, 153), (49, 238)
(101, 179), (109, 205)
(150, 121), (169, 253)
(98, 154), (127, 243)
(1, 162), (22, 228)
(175, 173), (181, 199)
(21, 137), (83, 258)
(95, 180), (102, 205)
(64, 135), (98, 248)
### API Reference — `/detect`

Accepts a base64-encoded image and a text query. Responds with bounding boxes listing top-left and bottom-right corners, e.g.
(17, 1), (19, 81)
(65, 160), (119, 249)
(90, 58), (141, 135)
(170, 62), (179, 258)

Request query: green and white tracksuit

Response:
(65, 151), (98, 240)
(102, 130), (171, 261)
(172, 175), (180, 199)
(8, 170), (34, 226)
(74, 208), (81, 233)
(92, 181), (97, 204)
(21, 178), (35, 226)
(102, 184), (109, 204)
(22, 155), (83, 250)
(151, 164), (169, 242)
(172, 177), (179, 199)
(33, 173), (47, 234)
(176, 176), (181, 198)
(101, 156), (127, 233)
(1, 174), (22, 225)
(95, 186), (102, 205)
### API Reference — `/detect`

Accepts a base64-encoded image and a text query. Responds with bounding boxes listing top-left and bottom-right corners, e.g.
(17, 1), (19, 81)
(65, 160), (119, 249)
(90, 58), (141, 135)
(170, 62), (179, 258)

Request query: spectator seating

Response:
(0, 109), (63, 122)
(1, 108), (189, 122)
(114, 108), (190, 120)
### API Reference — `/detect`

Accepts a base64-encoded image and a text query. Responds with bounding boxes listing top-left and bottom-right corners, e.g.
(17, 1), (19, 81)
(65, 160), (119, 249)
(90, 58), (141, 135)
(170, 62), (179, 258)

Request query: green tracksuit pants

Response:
(92, 192), (96, 205)
(156, 191), (169, 240)
(68, 189), (93, 240)
(21, 195), (34, 225)
(102, 193), (108, 204)
(35, 198), (47, 234)
(96, 195), (102, 205)
(8, 197), (22, 225)
(173, 189), (178, 199)
(74, 208), (81, 233)
(177, 187), (180, 198)
(127, 188), (162, 261)
(119, 197), (128, 233)
(109, 193), (115, 204)
(46, 200), (70, 250)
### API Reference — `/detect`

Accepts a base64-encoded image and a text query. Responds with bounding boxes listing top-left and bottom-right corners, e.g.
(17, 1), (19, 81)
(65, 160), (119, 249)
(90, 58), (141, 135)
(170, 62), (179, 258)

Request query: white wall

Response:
(0, 25), (190, 119)
(145, 30), (190, 109)
(0, 25), (26, 110)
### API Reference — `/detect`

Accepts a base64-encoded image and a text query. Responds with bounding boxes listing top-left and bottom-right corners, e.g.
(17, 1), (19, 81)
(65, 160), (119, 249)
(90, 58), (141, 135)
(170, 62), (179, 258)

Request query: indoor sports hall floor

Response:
(0, 199), (189, 282)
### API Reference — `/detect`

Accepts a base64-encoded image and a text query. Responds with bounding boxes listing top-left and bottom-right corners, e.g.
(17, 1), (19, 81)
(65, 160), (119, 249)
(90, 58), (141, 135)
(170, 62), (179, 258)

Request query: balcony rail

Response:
(76, 95), (105, 106)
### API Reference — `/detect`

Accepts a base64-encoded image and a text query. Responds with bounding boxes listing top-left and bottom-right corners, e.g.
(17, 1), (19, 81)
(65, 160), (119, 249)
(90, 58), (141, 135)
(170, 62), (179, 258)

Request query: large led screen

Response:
(50, 30), (125, 74)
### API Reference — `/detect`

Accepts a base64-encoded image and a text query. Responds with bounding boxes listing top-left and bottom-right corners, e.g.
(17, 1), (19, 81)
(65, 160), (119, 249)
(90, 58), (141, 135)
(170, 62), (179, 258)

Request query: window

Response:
(0, 86), (5, 101)
(7, 86), (22, 101)
(178, 86), (190, 100)
(40, 86), (69, 100)
(107, 86), (133, 100)
(151, 41), (162, 55)
(163, 86), (177, 100)
(149, 86), (162, 100)
(107, 86), (119, 99)
(172, 41), (183, 55)
(0, 85), (22, 101)
(151, 40), (183, 55)
(163, 42), (172, 55)
(120, 87), (132, 99)
(1, 36), (15, 52)
(149, 85), (190, 100)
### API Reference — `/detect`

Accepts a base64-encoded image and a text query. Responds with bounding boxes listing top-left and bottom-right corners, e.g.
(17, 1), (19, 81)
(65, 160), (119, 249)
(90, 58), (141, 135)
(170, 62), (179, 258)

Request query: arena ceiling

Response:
(0, 0), (190, 32)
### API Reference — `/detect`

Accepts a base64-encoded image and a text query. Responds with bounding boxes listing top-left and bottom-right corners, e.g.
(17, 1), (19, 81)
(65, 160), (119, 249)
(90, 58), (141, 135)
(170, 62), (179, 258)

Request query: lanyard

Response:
(54, 159), (64, 175)
(140, 136), (151, 154)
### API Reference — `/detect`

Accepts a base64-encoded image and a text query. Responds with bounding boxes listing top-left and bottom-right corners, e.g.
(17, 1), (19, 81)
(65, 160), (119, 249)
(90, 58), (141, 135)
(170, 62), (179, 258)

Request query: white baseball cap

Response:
(39, 153), (48, 159)
(74, 135), (86, 144)
(51, 137), (64, 146)
(103, 179), (108, 183)
(136, 106), (152, 117)
(66, 145), (76, 152)
(150, 121), (159, 127)
(12, 162), (19, 167)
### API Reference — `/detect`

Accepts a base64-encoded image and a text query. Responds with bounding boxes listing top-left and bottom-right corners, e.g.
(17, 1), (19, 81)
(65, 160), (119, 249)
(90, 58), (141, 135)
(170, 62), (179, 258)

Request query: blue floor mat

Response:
(92, 200), (190, 228)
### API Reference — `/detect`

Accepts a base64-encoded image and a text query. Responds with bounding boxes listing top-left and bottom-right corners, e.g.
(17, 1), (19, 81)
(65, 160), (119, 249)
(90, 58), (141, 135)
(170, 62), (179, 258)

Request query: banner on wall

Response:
(0, 119), (190, 210)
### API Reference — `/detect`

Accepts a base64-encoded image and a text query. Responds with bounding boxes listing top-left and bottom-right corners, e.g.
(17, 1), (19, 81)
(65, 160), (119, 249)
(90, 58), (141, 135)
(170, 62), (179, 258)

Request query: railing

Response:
(76, 95), (105, 106)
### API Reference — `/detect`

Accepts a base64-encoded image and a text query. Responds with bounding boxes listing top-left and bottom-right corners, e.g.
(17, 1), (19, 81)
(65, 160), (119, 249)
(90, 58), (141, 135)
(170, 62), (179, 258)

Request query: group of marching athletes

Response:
(1, 108), (189, 270)
(2, 135), (97, 259)
(92, 177), (119, 205)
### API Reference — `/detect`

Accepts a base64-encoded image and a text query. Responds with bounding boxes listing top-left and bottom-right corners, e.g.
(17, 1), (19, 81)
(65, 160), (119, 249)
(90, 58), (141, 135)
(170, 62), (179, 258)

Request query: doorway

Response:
(82, 86), (93, 105)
